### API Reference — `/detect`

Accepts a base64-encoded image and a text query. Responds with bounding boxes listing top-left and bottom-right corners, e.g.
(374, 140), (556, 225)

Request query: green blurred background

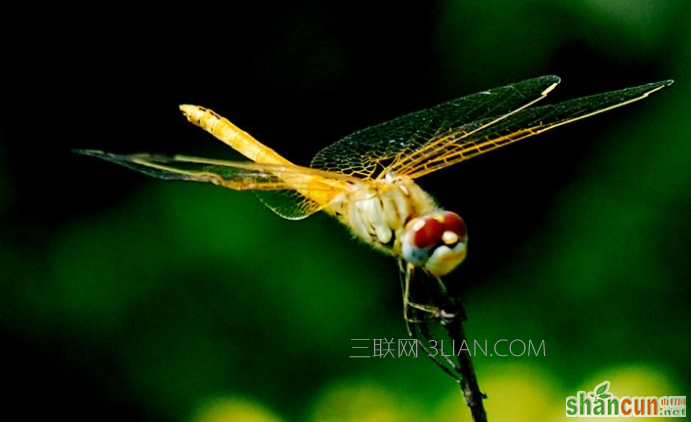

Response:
(1, 1), (689, 421)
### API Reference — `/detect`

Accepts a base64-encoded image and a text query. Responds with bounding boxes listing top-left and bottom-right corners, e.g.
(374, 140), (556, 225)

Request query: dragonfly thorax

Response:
(328, 176), (467, 276)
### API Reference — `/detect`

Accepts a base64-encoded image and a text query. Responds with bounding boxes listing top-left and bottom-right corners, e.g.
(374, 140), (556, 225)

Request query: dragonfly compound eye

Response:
(402, 211), (468, 277)
(442, 211), (467, 242)
(411, 217), (445, 249)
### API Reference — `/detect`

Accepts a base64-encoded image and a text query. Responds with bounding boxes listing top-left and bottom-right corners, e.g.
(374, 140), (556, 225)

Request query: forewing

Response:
(311, 75), (561, 179)
(392, 79), (673, 178)
(75, 150), (356, 220)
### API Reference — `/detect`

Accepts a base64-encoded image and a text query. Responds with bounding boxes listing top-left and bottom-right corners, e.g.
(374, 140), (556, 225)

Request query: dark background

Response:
(1, 1), (689, 421)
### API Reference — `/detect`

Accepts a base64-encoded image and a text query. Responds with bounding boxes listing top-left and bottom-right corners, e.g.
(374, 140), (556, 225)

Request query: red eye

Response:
(443, 211), (467, 239)
(412, 217), (444, 248)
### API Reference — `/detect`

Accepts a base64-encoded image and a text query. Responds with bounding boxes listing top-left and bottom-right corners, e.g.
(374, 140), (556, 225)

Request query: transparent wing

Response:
(75, 150), (358, 220)
(255, 190), (323, 220)
(311, 75), (561, 179)
(312, 76), (673, 180)
(391, 79), (674, 178)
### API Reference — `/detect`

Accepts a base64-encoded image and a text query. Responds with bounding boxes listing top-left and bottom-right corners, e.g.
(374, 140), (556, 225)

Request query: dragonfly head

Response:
(401, 211), (467, 277)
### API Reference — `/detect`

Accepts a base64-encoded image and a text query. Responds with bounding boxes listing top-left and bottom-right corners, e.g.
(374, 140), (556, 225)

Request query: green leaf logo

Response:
(594, 381), (611, 397)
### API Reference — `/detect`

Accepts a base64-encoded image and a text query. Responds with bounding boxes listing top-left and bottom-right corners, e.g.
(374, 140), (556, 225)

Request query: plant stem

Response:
(443, 309), (487, 422)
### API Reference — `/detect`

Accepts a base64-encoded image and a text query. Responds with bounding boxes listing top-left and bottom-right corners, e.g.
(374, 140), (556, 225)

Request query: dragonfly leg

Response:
(409, 317), (461, 381)
(400, 262), (463, 380)
(437, 297), (467, 325)
(401, 263), (461, 326)
(401, 262), (443, 334)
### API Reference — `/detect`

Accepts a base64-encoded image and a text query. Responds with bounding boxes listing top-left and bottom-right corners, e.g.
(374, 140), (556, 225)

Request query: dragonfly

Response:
(76, 75), (671, 356)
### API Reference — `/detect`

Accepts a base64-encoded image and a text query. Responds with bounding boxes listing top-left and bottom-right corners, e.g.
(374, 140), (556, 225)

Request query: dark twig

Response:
(402, 264), (488, 421)
(439, 302), (487, 422)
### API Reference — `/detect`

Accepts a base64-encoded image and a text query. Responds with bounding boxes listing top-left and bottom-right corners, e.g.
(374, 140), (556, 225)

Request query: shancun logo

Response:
(566, 381), (686, 417)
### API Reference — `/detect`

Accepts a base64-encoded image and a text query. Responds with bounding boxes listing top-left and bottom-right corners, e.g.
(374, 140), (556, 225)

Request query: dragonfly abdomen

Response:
(180, 104), (291, 166)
